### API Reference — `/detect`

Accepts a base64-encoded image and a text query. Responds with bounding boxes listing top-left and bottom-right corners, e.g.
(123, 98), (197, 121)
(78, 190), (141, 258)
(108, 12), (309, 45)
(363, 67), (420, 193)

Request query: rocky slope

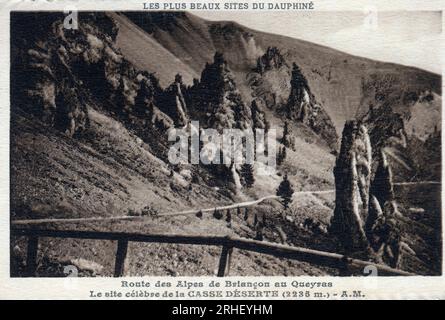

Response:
(283, 62), (338, 148)
(187, 52), (257, 132)
(117, 11), (440, 175)
(10, 11), (441, 276)
(10, 12), (230, 221)
(119, 11), (441, 133)
(11, 12), (338, 216)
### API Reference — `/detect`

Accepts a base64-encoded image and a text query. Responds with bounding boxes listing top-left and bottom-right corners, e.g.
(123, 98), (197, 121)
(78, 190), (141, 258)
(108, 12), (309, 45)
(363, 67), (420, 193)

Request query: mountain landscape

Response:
(10, 11), (441, 276)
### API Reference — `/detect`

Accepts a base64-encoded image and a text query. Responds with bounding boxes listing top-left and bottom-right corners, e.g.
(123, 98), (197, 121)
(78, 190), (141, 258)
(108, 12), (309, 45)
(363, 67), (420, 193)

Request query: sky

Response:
(195, 11), (442, 74)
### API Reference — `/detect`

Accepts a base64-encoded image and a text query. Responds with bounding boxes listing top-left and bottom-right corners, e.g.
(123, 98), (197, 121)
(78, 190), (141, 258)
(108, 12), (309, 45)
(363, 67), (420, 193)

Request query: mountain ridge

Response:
(117, 11), (440, 136)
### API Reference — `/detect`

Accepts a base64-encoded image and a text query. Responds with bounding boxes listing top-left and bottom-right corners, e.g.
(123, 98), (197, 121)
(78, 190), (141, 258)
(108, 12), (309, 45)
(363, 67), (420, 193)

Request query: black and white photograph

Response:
(8, 8), (441, 279)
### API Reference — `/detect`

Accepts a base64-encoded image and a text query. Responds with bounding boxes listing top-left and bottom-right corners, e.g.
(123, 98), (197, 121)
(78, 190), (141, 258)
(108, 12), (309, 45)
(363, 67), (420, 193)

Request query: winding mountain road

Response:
(11, 189), (336, 226)
(11, 181), (439, 226)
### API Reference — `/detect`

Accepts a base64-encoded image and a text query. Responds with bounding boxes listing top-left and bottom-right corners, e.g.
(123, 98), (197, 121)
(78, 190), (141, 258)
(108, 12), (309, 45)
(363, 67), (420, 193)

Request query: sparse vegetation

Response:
(127, 205), (159, 217)
(213, 209), (223, 220)
(276, 174), (295, 210)
(280, 121), (294, 149)
(240, 163), (255, 188)
(226, 210), (232, 223)
(277, 145), (287, 165)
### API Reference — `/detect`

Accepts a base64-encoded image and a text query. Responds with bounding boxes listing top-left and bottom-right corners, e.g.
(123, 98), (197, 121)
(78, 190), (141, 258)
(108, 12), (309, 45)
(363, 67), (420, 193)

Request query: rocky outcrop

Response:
(362, 101), (441, 182)
(255, 46), (287, 74)
(247, 48), (291, 111)
(330, 120), (402, 267)
(188, 52), (263, 132)
(366, 152), (402, 267)
(11, 12), (176, 154)
(361, 105), (406, 156)
(185, 52), (271, 194)
(329, 121), (371, 254)
(158, 74), (189, 126)
(369, 151), (394, 208)
(11, 13), (117, 136)
(284, 63), (338, 148)
(251, 99), (268, 130)
(251, 52), (338, 149)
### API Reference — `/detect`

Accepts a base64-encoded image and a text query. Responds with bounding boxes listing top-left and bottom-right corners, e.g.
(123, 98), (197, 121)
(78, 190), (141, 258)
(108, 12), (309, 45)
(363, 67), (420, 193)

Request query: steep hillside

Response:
(120, 11), (441, 135)
(10, 12), (230, 222)
(10, 12), (334, 216)
(110, 12), (199, 87)
(11, 107), (228, 221)
(119, 11), (441, 181)
(10, 11), (441, 276)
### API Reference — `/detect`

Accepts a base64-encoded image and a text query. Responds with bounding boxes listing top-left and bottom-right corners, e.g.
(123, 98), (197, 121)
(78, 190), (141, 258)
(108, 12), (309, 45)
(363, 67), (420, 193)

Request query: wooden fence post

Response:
(339, 255), (352, 276)
(217, 244), (233, 277)
(226, 247), (233, 275)
(114, 239), (128, 277)
(26, 236), (39, 277)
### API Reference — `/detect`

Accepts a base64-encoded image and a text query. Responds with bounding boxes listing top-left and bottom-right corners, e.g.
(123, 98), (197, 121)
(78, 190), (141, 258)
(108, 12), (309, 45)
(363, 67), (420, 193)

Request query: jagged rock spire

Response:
(329, 120), (371, 254)
(365, 151), (401, 267)
(133, 73), (157, 117)
(189, 52), (253, 131)
(288, 63), (311, 109)
(256, 46), (287, 74)
(365, 150), (395, 237)
(284, 63), (338, 148)
(370, 151), (394, 206)
(285, 63), (310, 121)
(330, 120), (402, 266)
(151, 73), (189, 126)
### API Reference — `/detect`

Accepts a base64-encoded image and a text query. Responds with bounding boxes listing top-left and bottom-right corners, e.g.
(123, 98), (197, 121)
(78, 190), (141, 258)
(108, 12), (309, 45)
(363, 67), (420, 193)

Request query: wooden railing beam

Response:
(11, 228), (415, 276)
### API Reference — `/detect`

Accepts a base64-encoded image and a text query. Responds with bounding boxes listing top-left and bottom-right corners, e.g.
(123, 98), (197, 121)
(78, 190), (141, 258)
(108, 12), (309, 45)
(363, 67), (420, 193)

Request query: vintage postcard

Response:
(0, 0), (444, 301)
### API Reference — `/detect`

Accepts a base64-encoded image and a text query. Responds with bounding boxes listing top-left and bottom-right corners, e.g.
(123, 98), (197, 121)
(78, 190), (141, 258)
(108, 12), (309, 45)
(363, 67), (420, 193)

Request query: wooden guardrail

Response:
(11, 227), (415, 277)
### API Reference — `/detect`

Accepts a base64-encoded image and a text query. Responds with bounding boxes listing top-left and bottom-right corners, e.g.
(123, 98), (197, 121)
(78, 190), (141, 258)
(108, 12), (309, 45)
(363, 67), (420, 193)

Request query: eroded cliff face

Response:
(11, 13), (118, 136)
(12, 13), (175, 134)
(247, 47), (339, 151)
(330, 120), (402, 267)
(185, 52), (271, 193)
(12, 11), (274, 198)
(247, 47), (291, 110)
(362, 103), (441, 182)
(285, 63), (338, 149)
(255, 46), (287, 75)
(12, 13), (186, 165)
(157, 74), (189, 126)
